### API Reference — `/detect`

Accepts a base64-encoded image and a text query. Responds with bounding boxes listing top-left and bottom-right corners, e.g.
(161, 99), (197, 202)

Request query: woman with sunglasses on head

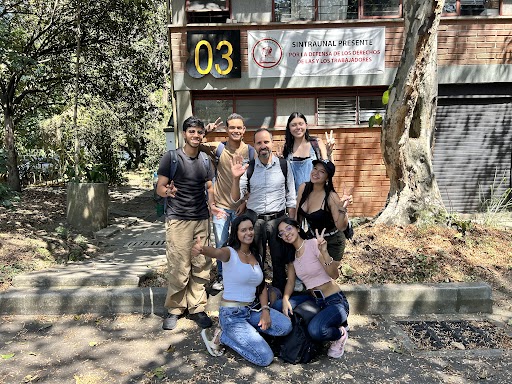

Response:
(274, 217), (350, 359)
(281, 112), (335, 192)
(297, 159), (351, 262)
(191, 214), (292, 366)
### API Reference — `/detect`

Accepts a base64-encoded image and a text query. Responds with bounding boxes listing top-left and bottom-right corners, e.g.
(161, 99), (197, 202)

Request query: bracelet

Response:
(261, 305), (270, 311)
(324, 257), (334, 266)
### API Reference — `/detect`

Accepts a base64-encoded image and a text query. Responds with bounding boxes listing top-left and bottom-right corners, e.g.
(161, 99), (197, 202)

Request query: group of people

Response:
(155, 112), (353, 366)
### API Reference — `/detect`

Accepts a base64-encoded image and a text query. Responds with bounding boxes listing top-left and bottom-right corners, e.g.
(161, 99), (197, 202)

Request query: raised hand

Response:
(274, 141), (284, 158)
(205, 117), (224, 133)
(324, 130), (335, 158)
(340, 185), (354, 208)
(165, 180), (178, 198)
(230, 154), (248, 178)
(314, 228), (327, 253)
(191, 235), (203, 257)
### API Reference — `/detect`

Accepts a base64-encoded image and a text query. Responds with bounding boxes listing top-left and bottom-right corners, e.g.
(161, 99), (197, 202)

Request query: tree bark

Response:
(3, 106), (21, 192)
(377, 0), (446, 226)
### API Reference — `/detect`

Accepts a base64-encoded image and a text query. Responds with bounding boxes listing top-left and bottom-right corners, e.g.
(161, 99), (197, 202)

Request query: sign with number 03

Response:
(186, 30), (241, 78)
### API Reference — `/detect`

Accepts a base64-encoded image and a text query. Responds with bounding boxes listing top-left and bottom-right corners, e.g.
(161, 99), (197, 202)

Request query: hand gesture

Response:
(340, 185), (354, 209)
(230, 154), (248, 178)
(315, 228), (327, 253)
(205, 117), (224, 133)
(274, 142), (284, 158)
(165, 181), (178, 198)
(191, 235), (203, 257)
(324, 130), (335, 158)
(282, 298), (293, 318)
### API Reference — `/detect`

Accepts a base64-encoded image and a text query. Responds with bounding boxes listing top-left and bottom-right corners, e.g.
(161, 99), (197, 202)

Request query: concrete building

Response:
(168, 0), (512, 216)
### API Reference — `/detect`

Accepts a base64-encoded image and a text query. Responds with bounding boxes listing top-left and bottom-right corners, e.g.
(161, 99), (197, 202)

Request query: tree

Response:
(376, 0), (446, 226)
(0, 0), (161, 190)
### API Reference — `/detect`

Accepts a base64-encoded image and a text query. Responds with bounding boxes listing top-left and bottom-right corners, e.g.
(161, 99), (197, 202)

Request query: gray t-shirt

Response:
(157, 148), (213, 220)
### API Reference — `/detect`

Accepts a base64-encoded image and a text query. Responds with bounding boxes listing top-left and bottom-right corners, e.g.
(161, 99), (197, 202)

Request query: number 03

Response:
(194, 39), (234, 76)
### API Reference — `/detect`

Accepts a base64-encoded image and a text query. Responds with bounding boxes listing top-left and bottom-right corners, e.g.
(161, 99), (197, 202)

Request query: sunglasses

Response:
(278, 225), (295, 238)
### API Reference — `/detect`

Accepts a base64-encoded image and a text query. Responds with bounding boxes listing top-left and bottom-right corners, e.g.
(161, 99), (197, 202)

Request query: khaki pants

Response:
(164, 219), (211, 315)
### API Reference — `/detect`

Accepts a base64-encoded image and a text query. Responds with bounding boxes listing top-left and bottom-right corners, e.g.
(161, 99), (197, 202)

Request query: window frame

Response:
(192, 87), (387, 130)
(272, 0), (403, 22)
(442, 0), (501, 16)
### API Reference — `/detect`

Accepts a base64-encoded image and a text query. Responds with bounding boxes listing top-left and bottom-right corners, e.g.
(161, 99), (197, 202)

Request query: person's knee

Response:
(308, 324), (327, 341)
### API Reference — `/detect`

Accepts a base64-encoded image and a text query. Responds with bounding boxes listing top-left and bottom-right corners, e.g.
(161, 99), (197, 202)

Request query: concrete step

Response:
(0, 282), (492, 316)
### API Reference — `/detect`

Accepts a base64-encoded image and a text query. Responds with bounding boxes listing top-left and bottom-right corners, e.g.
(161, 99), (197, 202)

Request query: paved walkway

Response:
(0, 210), (511, 383)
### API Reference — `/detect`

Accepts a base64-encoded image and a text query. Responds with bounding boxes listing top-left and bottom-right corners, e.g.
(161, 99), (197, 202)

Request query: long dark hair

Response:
(297, 163), (337, 225)
(226, 214), (266, 294)
(275, 217), (308, 262)
(283, 112), (317, 158)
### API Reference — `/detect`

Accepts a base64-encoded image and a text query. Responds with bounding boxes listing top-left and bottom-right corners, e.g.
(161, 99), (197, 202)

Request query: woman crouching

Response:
(274, 217), (349, 358)
(191, 214), (292, 366)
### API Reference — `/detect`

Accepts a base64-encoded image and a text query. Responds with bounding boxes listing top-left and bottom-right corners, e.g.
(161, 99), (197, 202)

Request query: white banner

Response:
(248, 28), (385, 78)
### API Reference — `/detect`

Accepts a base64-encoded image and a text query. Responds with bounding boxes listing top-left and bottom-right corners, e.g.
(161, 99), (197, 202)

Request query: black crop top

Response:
(298, 195), (336, 233)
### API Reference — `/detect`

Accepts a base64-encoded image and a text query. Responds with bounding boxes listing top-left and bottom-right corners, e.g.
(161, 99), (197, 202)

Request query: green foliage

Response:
(368, 87), (390, 128)
(1, 0), (168, 187)
(55, 225), (69, 240)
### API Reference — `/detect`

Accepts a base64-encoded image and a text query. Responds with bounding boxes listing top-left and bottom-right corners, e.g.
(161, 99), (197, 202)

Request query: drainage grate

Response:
(124, 240), (166, 248)
(397, 320), (512, 351)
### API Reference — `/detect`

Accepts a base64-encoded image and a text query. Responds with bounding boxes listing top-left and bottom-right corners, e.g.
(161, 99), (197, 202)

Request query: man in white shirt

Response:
(230, 128), (296, 293)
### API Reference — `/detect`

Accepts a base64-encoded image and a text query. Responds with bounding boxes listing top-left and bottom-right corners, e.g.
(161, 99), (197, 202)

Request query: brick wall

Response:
(208, 127), (388, 218)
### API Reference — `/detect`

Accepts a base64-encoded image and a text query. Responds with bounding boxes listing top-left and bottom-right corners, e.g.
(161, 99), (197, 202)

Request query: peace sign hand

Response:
(191, 235), (203, 257)
(205, 117), (224, 133)
(324, 130), (335, 158)
(340, 185), (354, 209)
(315, 228), (327, 253)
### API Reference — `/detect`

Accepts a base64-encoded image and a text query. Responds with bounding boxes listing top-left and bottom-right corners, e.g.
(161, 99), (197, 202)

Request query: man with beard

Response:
(156, 116), (219, 331)
(230, 128), (296, 294)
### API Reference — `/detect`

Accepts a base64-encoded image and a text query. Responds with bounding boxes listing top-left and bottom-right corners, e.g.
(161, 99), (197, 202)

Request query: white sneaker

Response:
(212, 278), (223, 291)
(327, 326), (348, 358)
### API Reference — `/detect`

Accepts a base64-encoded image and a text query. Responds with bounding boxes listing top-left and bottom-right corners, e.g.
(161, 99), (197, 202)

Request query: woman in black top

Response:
(296, 160), (351, 261)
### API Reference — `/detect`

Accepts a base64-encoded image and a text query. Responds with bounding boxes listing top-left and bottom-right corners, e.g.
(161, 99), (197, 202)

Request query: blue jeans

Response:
(219, 306), (292, 366)
(272, 292), (349, 342)
(212, 208), (236, 277)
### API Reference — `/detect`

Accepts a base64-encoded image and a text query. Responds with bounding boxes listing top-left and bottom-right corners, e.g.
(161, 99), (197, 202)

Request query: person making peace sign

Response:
(274, 217), (350, 359)
(191, 214), (292, 366)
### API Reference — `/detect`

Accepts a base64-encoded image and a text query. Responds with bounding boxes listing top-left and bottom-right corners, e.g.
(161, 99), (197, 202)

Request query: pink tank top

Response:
(292, 239), (331, 289)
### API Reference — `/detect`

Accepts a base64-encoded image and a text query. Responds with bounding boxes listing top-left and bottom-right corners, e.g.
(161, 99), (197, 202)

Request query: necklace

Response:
(240, 249), (251, 258)
(295, 240), (305, 255)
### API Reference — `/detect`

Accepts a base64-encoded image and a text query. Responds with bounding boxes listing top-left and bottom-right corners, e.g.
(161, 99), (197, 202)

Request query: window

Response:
(193, 98), (275, 128)
(193, 89), (387, 129)
(317, 96), (386, 126)
(187, 0), (230, 23)
(274, 0), (402, 21)
(443, 0), (500, 16)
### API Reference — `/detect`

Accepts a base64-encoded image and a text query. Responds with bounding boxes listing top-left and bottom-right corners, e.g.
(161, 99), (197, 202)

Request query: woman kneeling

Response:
(275, 217), (349, 358)
(191, 214), (292, 366)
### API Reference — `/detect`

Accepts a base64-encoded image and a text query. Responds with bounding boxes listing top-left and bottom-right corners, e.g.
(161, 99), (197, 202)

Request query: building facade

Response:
(169, 0), (512, 216)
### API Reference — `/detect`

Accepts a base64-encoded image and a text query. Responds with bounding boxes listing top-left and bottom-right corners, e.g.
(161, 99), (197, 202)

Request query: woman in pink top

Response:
(274, 217), (349, 359)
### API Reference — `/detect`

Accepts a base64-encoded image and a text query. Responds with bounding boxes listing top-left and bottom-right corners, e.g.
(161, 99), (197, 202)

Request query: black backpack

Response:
(279, 301), (321, 364)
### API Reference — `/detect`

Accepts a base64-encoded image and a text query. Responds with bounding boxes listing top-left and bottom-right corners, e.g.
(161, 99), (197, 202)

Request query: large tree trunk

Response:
(3, 107), (21, 192)
(377, 0), (446, 226)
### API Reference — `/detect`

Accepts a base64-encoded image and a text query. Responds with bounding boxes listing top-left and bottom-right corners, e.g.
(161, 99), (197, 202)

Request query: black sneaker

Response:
(187, 311), (212, 329)
(162, 313), (178, 330)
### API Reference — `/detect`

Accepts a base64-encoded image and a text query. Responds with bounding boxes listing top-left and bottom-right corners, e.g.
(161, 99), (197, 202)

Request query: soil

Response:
(1, 183), (511, 311)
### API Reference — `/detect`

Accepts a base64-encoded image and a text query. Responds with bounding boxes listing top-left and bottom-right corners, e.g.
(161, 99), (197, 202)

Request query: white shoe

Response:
(327, 326), (348, 358)
(201, 328), (224, 357)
